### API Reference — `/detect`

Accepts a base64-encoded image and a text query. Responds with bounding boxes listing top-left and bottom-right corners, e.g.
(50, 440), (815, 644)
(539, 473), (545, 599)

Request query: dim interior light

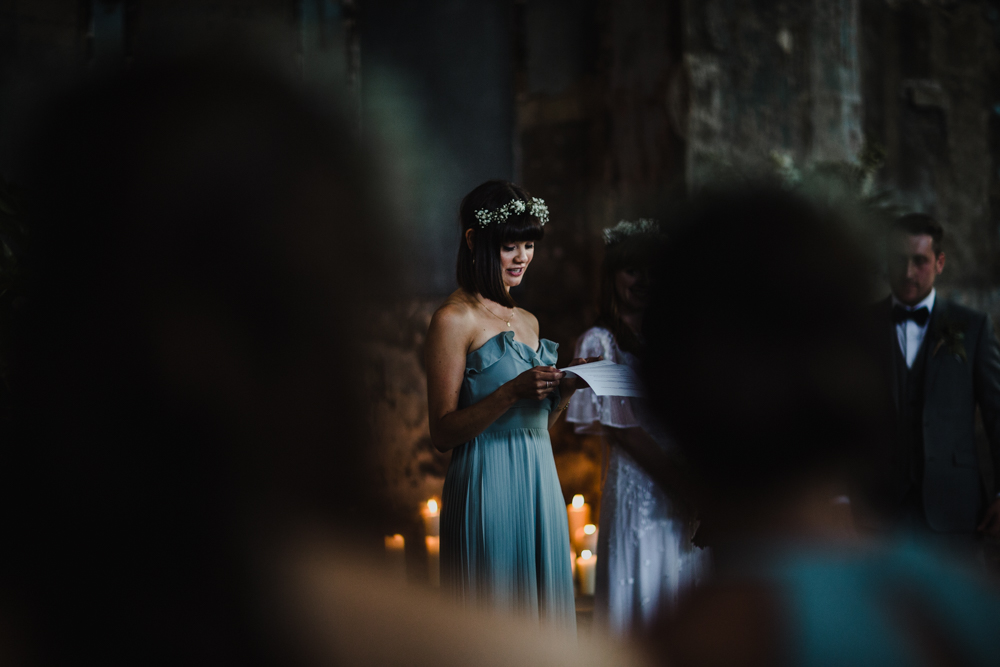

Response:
(572, 494), (585, 509)
(584, 524), (596, 535)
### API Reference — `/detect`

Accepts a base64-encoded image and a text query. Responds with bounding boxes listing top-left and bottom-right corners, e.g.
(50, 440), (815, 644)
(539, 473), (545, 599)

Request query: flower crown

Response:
(602, 218), (660, 246)
(474, 197), (549, 228)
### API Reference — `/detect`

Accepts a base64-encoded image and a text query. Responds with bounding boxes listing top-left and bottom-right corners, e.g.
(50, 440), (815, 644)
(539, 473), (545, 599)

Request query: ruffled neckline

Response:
(466, 330), (558, 375)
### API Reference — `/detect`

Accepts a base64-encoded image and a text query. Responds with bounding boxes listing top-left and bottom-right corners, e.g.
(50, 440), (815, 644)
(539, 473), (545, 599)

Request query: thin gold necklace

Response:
(476, 295), (515, 328)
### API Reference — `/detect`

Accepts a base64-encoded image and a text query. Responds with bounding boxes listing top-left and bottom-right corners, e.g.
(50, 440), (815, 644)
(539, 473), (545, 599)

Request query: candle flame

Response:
(581, 549), (593, 559)
(584, 524), (596, 535)
(572, 494), (585, 509)
(427, 499), (438, 514)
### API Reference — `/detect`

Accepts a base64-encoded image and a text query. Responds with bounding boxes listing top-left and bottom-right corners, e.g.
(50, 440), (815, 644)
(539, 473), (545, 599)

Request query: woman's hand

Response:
(559, 356), (603, 393)
(504, 366), (565, 402)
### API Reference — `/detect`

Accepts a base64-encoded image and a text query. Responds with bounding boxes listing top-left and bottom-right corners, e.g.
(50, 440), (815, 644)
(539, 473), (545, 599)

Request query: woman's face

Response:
(500, 241), (534, 289)
(614, 266), (649, 313)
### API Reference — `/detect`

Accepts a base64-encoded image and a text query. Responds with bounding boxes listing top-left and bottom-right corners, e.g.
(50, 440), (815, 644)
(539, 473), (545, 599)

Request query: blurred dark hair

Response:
(643, 187), (890, 508)
(892, 212), (944, 255)
(456, 180), (545, 308)
(3, 59), (391, 664)
(596, 221), (665, 356)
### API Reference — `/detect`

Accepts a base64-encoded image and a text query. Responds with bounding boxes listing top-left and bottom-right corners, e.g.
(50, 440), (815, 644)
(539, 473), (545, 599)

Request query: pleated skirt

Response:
(440, 426), (576, 633)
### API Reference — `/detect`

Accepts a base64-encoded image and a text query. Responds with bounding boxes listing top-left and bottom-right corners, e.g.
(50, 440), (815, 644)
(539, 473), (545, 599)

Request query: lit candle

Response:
(426, 536), (440, 588)
(566, 494), (591, 550)
(384, 534), (406, 581)
(574, 523), (598, 554)
(421, 498), (441, 537)
(576, 549), (597, 595)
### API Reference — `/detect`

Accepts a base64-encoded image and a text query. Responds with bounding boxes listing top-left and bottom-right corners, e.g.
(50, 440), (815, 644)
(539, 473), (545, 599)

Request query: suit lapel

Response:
(923, 299), (947, 395)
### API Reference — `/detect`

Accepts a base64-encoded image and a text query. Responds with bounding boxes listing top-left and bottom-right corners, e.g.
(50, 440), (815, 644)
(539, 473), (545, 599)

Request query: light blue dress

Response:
(440, 331), (576, 632)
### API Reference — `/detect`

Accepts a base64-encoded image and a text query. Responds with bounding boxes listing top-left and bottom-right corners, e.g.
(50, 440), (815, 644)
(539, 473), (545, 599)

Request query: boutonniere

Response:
(932, 320), (967, 362)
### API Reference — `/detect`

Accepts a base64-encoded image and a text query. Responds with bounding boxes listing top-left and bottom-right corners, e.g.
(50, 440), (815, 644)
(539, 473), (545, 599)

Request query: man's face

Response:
(887, 233), (945, 306)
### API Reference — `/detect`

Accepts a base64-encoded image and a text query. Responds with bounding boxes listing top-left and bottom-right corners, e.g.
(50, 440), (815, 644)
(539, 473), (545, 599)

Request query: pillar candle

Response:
(570, 549), (577, 578)
(566, 494), (591, 550)
(421, 499), (441, 537)
(384, 534), (406, 581)
(574, 523), (598, 554)
(426, 535), (440, 588)
(576, 549), (597, 595)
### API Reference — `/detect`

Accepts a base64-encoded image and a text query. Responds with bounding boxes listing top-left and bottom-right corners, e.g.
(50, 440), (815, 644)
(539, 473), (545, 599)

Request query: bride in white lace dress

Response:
(567, 221), (707, 636)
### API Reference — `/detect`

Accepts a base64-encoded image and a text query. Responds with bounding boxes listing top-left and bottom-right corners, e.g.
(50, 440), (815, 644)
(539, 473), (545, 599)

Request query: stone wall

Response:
(684, 0), (863, 185)
(862, 0), (1000, 294)
(362, 299), (448, 532)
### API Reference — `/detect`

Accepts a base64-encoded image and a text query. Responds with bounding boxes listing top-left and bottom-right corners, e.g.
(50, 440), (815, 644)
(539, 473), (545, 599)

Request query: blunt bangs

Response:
(499, 213), (545, 244)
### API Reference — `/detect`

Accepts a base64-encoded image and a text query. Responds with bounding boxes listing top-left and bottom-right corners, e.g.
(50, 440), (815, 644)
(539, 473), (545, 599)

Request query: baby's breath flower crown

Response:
(602, 218), (660, 246)
(474, 197), (549, 228)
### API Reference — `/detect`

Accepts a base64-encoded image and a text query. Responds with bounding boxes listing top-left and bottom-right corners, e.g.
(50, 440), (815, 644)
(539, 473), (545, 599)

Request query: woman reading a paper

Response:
(566, 220), (708, 636)
(424, 180), (597, 630)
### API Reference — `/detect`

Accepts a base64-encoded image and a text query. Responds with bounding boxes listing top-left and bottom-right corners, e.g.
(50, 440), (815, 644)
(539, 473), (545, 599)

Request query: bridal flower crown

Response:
(475, 197), (549, 228)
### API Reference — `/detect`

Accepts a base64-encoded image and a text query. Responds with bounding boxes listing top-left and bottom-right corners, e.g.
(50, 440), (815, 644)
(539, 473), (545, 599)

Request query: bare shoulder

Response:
(516, 307), (540, 335)
(579, 326), (612, 346)
(575, 326), (614, 358)
(429, 290), (477, 339)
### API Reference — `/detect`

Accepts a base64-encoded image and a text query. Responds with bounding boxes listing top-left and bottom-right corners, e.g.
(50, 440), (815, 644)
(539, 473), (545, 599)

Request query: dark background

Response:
(2, 0), (999, 548)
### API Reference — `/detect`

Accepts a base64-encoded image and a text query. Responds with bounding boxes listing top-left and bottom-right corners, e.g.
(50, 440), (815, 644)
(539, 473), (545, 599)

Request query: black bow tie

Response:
(892, 305), (930, 326)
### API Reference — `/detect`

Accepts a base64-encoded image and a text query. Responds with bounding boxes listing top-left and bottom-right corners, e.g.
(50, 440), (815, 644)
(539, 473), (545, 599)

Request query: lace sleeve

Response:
(566, 328), (642, 433)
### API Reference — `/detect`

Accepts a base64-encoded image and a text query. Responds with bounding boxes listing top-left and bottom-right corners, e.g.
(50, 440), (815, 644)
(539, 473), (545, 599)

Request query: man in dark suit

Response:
(865, 213), (1000, 549)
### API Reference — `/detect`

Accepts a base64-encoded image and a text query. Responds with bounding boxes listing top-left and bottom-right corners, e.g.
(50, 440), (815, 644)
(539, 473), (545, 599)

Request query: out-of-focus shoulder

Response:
(578, 326), (615, 349)
(942, 299), (986, 326)
(579, 326), (613, 343)
(575, 326), (615, 358)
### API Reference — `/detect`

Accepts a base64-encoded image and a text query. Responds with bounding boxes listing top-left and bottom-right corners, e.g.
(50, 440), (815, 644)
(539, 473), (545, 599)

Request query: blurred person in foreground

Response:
(566, 219), (707, 635)
(0, 60), (643, 667)
(857, 214), (1000, 560)
(642, 188), (1000, 666)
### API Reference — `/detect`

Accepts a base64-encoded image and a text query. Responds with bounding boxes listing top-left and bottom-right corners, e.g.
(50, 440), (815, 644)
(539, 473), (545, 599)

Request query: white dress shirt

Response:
(892, 289), (936, 368)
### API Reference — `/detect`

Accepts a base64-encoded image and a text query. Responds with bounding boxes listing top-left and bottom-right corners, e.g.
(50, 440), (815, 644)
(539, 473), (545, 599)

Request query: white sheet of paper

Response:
(559, 359), (644, 397)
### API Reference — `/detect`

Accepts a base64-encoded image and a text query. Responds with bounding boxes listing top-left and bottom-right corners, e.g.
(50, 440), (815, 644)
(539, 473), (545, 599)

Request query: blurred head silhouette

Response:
(643, 187), (890, 537)
(3, 57), (391, 664)
(644, 187), (1000, 667)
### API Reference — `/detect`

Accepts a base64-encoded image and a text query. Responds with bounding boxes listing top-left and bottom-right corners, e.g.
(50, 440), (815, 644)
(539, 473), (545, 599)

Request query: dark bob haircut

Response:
(456, 180), (545, 308)
(892, 212), (944, 256)
(596, 221), (666, 356)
